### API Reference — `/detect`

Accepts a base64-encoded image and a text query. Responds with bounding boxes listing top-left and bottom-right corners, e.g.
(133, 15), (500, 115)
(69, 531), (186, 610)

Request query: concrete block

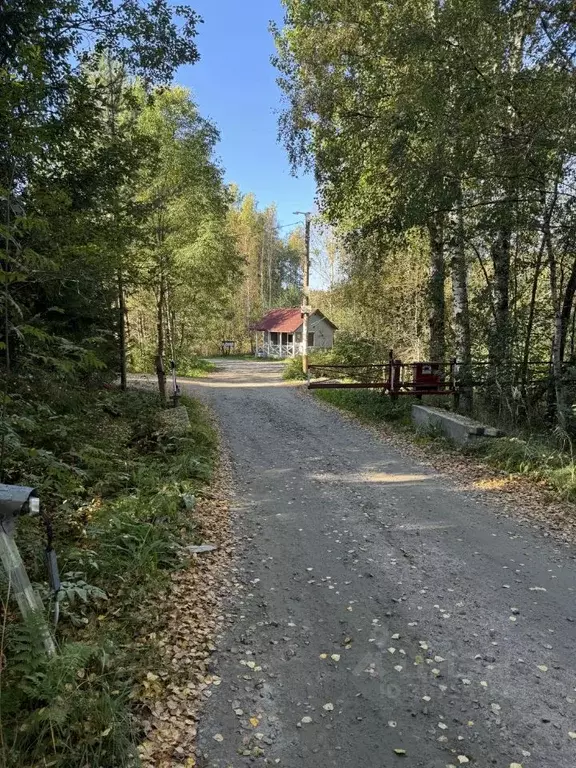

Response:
(412, 405), (504, 446)
(159, 405), (191, 435)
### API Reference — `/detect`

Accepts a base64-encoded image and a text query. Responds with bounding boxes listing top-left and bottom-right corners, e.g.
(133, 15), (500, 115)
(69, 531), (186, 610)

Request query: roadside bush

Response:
(331, 331), (390, 366)
(130, 349), (215, 378)
(283, 351), (336, 380)
(175, 355), (216, 378)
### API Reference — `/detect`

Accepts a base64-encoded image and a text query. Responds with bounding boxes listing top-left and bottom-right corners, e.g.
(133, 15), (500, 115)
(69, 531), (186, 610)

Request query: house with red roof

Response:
(251, 308), (337, 358)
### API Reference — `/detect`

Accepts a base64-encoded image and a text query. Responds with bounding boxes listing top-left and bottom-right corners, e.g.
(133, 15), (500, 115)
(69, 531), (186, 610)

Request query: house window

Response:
(287, 334), (294, 343)
(295, 333), (302, 343)
(270, 332), (278, 344)
(308, 333), (315, 347)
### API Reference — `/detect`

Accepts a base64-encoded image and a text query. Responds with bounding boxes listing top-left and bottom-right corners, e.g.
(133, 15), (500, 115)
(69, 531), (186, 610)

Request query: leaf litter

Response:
(136, 448), (235, 768)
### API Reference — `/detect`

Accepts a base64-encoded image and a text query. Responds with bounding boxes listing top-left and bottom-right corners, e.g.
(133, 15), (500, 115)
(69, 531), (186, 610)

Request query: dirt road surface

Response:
(185, 360), (576, 768)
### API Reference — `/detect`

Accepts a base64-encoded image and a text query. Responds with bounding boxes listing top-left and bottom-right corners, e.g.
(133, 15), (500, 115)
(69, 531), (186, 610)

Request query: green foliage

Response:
(314, 389), (414, 427)
(1, 381), (217, 766)
(274, 0), (576, 429)
(127, 86), (241, 381)
(2, 620), (136, 768)
(283, 357), (307, 380)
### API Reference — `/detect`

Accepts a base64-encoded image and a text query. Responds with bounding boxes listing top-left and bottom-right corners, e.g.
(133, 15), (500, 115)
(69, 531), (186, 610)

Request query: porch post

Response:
(267, 331), (271, 357)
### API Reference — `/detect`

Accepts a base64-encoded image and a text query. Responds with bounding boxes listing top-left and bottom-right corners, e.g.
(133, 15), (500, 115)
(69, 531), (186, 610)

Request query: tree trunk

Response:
(117, 268), (127, 390)
(451, 189), (472, 413)
(520, 233), (545, 392)
(156, 263), (167, 402)
(427, 216), (445, 362)
(546, 211), (566, 429)
(559, 256), (576, 363)
(489, 227), (512, 368)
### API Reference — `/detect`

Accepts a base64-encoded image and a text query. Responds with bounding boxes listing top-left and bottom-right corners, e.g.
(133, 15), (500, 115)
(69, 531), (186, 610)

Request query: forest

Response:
(274, 0), (576, 432)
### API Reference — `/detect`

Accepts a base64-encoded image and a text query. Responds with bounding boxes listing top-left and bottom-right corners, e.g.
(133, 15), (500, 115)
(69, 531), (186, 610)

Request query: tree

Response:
(274, 0), (576, 428)
(131, 87), (239, 396)
(0, 0), (201, 383)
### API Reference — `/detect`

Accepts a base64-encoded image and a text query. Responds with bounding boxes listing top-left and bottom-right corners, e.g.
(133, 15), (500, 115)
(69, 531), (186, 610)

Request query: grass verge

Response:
(1, 380), (218, 767)
(178, 356), (216, 377)
(313, 388), (414, 426)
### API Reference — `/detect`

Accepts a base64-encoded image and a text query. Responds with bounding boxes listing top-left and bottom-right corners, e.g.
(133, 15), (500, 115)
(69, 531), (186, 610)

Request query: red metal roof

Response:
(252, 308), (304, 332)
(252, 308), (337, 332)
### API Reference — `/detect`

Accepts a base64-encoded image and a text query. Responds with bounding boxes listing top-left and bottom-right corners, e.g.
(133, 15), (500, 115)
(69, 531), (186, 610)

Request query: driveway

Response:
(185, 360), (576, 768)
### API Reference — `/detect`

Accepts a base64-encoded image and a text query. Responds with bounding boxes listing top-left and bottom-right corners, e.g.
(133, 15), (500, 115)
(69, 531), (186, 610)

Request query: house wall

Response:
(307, 315), (335, 348)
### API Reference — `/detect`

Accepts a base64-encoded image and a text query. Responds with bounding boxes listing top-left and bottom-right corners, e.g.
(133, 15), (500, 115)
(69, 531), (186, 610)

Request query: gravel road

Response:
(185, 360), (576, 768)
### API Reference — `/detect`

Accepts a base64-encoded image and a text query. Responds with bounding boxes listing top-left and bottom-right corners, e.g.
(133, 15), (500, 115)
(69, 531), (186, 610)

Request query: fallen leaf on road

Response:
(319, 653), (327, 659)
(569, 732), (576, 739)
(249, 718), (259, 727)
(394, 748), (406, 756)
(301, 716), (312, 724)
(323, 702), (334, 711)
(457, 756), (469, 764)
(213, 733), (224, 743)
(537, 665), (548, 672)
(331, 654), (341, 661)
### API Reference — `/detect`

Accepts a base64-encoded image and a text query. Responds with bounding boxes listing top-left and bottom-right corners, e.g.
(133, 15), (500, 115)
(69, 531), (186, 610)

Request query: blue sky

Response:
(177, 0), (316, 229)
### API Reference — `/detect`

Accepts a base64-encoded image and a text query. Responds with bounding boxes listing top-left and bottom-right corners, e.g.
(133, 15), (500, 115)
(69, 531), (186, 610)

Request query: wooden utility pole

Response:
(295, 211), (312, 373)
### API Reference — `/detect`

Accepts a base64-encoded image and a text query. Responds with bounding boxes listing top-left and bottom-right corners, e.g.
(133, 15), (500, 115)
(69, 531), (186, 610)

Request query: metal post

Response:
(0, 517), (56, 657)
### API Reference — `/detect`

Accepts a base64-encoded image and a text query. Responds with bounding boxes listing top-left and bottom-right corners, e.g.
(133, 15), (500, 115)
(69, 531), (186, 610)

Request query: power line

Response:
(278, 221), (302, 230)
